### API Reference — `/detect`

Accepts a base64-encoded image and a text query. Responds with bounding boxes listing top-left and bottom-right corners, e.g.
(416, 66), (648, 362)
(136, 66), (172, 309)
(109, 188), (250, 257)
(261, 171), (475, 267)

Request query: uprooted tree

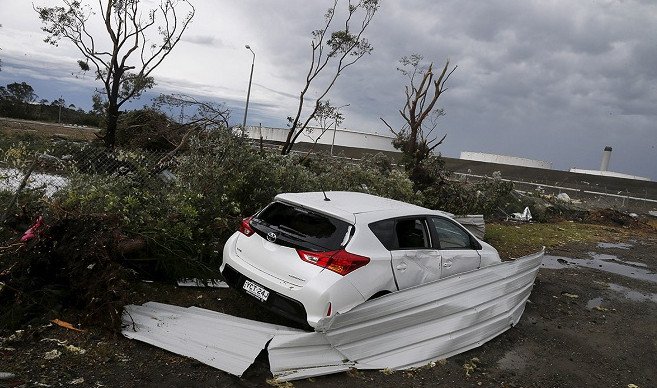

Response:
(36, 0), (195, 148)
(280, 0), (379, 155)
(381, 54), (457, 187)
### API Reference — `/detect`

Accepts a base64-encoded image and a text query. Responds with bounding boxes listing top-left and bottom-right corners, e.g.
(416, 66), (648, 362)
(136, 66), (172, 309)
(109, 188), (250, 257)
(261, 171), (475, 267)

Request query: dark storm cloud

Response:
(3, 0), (655, 179)
(296, 0), (657, 179)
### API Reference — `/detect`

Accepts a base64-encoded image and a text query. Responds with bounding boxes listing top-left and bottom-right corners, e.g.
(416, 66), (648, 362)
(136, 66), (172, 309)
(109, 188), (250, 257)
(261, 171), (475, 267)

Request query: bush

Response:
(421, 177), (515, 216)
(115, 109), (183, 151)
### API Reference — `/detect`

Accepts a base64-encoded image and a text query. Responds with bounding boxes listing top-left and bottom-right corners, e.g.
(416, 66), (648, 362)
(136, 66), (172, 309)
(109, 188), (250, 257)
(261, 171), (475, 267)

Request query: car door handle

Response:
(396, 262), (408, 271)
(443, 260), (452, 268)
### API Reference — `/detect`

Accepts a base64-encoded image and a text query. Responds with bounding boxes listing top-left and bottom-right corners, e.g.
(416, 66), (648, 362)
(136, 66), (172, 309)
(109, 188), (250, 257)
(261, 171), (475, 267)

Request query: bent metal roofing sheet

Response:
(122, 249), (544, 381)
(122, 302), (301, 376)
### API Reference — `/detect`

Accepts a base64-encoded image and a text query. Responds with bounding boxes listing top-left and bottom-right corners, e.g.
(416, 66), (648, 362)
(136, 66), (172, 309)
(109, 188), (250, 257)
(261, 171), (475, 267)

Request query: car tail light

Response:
(326, 302), (332, 316)
(239, 216), (254, 237)
(297, 249), (370, 276)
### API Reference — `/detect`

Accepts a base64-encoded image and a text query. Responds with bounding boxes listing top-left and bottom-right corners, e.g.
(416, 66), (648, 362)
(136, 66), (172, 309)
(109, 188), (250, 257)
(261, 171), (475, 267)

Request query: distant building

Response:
(459, 151), (553, 169)
(569, 146), (652, 182)
(242, 125), (398, 154)
(568, 168), (651, 182)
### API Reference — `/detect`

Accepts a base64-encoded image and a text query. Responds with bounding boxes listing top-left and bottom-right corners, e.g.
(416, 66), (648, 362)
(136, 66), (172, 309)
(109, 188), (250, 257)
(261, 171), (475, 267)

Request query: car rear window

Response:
(251, 201), (353, 251)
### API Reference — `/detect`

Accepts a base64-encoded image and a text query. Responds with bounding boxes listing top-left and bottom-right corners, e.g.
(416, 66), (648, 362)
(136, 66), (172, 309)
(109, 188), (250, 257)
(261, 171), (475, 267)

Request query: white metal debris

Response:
(122, 302), (301, 376)
(270, 248), (544, 380)
(123, 249), (544, 381)
(510, 207), (532, 222)
(176, 278), (229, 288)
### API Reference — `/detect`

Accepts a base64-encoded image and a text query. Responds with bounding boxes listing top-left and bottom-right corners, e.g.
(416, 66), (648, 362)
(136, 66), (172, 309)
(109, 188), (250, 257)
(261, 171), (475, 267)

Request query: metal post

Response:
(330, 121), (337, 156)
(242, 45), (256, 130)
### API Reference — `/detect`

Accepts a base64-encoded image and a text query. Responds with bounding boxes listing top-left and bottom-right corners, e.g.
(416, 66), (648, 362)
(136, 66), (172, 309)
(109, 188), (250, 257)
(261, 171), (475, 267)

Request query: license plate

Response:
(243, 279), (270, 302)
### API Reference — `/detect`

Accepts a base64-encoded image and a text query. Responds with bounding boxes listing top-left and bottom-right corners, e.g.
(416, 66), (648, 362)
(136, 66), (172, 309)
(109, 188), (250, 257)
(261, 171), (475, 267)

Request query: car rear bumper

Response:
(221, 263), (311, 329)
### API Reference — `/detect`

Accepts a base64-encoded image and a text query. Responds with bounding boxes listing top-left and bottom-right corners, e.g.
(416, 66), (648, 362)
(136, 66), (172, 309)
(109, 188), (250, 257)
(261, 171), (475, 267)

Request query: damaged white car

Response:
(221, 191), (501, 328)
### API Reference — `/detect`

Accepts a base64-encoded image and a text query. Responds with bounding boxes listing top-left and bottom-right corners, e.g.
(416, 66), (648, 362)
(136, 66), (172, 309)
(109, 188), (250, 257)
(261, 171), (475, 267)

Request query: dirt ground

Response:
(0, 117), (99, 141)
(1, 221), (656, 388)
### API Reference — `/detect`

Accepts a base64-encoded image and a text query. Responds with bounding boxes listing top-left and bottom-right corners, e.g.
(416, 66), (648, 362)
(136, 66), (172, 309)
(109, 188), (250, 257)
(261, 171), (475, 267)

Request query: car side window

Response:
(369, 219), (395, 250)
(395, 218), (430, 249)
(429, 217), (473, 250)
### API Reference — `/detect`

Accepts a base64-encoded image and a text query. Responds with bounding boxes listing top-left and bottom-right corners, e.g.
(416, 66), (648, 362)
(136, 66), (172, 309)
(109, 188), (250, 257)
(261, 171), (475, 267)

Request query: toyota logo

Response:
(266, 232), (277, 242)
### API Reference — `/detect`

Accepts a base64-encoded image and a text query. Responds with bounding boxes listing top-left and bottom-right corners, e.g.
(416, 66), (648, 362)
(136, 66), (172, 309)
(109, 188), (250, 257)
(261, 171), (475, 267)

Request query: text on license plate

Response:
(243, 279), (270, 302)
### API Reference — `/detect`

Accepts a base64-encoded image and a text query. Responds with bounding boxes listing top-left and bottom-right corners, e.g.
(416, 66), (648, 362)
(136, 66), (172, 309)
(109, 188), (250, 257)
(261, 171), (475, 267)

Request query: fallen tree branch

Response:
(1, 155), (40, 225)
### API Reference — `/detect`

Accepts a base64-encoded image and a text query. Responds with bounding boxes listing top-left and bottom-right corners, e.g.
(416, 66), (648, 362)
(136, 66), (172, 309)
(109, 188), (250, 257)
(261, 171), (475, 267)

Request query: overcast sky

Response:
(1, 0), (656, 180)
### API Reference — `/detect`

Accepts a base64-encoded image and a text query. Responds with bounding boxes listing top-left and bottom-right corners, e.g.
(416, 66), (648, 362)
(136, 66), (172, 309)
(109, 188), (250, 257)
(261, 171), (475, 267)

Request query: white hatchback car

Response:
(221, 191), (500, 328)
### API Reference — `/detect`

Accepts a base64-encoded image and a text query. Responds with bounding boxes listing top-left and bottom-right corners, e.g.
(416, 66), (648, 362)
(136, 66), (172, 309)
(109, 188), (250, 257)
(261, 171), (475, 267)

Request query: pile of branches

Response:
(0, 216), (138, 332)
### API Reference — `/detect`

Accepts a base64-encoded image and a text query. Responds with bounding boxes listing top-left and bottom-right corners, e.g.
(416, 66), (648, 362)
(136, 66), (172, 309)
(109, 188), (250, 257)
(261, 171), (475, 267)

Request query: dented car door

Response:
(389, 217), (442, 290)
(428, 216), (482, 278)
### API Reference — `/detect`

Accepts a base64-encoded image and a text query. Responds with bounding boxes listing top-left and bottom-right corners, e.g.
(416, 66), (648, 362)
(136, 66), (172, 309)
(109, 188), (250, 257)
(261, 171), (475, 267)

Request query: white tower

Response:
(600, 146), (612, 171)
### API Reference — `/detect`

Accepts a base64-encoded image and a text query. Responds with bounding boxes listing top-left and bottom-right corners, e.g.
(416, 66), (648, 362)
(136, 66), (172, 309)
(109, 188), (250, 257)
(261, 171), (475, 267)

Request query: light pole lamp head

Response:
(245, 44), (255, 59)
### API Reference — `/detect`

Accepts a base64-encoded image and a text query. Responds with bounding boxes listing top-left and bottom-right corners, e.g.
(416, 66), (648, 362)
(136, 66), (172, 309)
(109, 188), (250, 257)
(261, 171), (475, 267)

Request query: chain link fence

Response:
(454, 172), (657, 214)
(1, 140), (168, 220)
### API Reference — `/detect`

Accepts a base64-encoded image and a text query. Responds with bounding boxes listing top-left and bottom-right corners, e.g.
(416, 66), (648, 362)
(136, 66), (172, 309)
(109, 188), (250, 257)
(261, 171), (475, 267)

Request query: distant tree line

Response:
(0, 81), (101, 126)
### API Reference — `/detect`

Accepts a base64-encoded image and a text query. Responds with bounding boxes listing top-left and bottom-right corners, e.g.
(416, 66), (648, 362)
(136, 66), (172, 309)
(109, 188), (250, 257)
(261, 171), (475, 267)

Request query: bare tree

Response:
(153, 93), (230, 131)
(36, 0), (195, 148)
(281, 0), (379, 155)
(152, 93), (230, 167)
(381, 54), (457, 170)
(298, 100), (345, 161)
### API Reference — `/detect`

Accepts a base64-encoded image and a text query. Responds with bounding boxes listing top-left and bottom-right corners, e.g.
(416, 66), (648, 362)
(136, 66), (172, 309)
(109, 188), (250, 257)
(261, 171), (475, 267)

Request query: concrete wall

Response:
(460, 151), (552, 170)
(244, 126), (397, 153)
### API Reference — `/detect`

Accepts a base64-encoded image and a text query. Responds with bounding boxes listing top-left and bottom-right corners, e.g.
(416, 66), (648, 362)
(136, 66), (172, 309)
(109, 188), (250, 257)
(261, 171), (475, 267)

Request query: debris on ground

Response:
(556, 193), (571, 203)
(0, 372), (16, 380)
(51, 319), (84, 332)
(510, 207), (532, 222)
(176, 278), (229, 288)
(44, 349), (61, 360)
(20, 216), (45, 242)
(463, 357), (480, 377)
(123, 250), (544, 382)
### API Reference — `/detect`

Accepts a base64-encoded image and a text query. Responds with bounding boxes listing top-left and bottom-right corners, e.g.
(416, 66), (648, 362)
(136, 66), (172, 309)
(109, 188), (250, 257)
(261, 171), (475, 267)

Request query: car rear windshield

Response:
(251, 201), (353, 251)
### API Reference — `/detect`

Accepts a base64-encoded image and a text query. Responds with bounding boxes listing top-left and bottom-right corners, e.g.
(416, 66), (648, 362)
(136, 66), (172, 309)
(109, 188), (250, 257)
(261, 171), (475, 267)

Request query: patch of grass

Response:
(485, 221), (610, 259)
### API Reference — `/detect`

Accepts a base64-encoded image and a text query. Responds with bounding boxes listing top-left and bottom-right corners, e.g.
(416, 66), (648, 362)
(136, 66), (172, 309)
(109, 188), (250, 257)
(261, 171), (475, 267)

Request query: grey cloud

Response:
(182, 35), (223, 47)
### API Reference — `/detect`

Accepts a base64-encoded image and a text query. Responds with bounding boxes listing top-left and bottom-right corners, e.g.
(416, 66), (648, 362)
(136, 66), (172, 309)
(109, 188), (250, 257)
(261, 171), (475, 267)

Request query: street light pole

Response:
(242, 45), (256, 129)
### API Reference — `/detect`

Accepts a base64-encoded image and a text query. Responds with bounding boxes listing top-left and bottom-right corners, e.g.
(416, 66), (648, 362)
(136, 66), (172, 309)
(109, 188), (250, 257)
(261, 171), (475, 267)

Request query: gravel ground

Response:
(1, 221), (656, 388)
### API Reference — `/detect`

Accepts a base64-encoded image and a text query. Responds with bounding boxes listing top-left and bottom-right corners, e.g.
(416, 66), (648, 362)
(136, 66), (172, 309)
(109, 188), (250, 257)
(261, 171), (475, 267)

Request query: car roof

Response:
(274, 191), (452, 223)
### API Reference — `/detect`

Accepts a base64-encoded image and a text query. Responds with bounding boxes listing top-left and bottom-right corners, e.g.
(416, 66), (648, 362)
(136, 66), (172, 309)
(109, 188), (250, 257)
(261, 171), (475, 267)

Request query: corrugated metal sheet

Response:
(122, 302), (301, 376)
(268, 332), (354, 381)
(123, 249), (543, 382)
(269, 249), (544, 380)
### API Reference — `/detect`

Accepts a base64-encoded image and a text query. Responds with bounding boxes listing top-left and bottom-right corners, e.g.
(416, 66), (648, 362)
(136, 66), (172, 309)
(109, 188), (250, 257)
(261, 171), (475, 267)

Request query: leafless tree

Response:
(381, 54), (457, 169)
(298, 100), (345, 161)
(152, 93), (230, 166)
(36, 0), (195, 148)
(154, 93), (230, 131)
(281, 0), (379, 155)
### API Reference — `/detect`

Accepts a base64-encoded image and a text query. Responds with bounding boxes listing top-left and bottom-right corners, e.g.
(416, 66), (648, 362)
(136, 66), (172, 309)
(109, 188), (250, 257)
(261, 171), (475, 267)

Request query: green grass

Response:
(485, 221), (610, 259)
